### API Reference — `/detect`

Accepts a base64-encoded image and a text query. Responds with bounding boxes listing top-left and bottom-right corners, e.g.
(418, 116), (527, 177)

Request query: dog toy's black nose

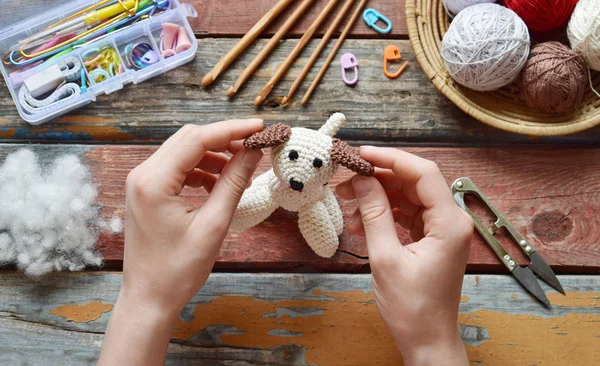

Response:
(289, 178), (304, 192)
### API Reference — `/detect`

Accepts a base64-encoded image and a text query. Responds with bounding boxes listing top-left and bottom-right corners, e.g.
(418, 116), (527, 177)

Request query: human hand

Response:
(336, 146), (473, 366)
(99, 120), (264, 365)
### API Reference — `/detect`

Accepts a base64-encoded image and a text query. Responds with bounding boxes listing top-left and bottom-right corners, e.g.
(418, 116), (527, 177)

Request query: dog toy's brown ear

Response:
(330, 139), (374, 176)
(244, 123), (292, 149)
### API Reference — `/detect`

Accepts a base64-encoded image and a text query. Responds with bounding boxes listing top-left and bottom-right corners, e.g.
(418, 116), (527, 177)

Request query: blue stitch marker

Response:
(80, 68), (87, 94)
(363, 8), (392, 34)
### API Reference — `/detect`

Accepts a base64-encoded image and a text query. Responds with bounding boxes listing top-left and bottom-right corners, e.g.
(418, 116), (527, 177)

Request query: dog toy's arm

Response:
(298, 200), (339, 258)
(231, 169), (278, 231)
(322, 186), (343, 236)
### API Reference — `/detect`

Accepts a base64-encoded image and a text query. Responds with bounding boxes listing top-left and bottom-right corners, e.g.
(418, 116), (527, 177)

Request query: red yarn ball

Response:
(504, 0), (579, 32)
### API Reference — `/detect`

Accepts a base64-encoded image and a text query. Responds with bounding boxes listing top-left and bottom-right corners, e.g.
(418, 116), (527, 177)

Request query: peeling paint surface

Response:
(49, 302), (113, 323)
(0, 128), (16, 138)
(173, 291), (401, 365)
(172, 290), (600, 365)
(57, 116), (116, 124)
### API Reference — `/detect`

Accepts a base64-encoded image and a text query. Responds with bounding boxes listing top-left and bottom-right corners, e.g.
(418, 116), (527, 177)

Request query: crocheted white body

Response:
(232, 114), (348, 258)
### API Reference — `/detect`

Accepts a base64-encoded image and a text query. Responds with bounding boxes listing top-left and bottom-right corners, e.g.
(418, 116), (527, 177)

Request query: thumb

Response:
(200, 149), (263, 225)
(352, 176), (404, 262)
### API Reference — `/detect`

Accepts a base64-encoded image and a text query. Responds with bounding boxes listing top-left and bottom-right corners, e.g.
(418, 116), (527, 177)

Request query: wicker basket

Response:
(405, 0), (600, 136)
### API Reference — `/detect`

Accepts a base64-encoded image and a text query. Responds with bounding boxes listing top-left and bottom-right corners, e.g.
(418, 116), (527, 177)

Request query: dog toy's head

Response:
(244, 113), (374, 194)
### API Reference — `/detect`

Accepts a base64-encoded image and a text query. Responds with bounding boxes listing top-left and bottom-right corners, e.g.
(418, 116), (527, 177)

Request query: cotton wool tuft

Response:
(0, 149), (103, 277)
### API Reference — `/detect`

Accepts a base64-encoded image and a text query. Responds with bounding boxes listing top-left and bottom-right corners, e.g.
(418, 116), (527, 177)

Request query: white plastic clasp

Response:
(23, 64), (64, 98)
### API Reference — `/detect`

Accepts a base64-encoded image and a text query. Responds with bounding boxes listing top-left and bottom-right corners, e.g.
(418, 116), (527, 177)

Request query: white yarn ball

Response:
(442, 0), (496, 16)
(440, 3), (530, 91)
(568, 0), (600, 71)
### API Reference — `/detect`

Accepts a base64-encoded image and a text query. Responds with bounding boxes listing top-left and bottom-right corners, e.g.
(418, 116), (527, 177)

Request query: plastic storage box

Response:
(0, 0), (198, 125)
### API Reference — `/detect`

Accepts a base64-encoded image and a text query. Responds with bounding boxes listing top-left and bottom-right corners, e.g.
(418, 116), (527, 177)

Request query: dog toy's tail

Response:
(318, 113), (346, 137)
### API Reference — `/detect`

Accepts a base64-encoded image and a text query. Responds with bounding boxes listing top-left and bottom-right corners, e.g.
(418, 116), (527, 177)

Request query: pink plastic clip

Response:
(340, 53), (358, 86)
(161, 22), (179, 58)
(176, 26), (192, 53)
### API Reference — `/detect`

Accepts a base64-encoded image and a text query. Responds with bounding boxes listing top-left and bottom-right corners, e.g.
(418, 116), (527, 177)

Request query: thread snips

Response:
(451, 177), (565, 307)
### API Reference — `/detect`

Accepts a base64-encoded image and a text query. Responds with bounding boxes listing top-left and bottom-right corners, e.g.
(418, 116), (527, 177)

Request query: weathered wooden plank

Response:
(0, 0), (405, 38)
(2, 39), (599, 145)
(1, 143), (598, 272)
(0, 273), (598, 365)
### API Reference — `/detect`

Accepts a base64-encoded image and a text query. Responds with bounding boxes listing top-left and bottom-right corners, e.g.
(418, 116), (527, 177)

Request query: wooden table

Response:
(1, 1), (598, 364)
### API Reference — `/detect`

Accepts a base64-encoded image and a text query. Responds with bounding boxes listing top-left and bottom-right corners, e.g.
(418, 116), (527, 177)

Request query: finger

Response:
(228, 140), (245, 154)
(392, 208), (414, 231)
(195, 152), (230, 174)
(409, 208), (425, 242)
(387, 191), (421, 216)
(336, 168), (404, 200)
(352, 176), (405, 262)
(360, 146), (456, 213)
(197, 148), (264, 236)
(345, 208), (365, 235)
(335, 178), (355, 199)
(183, 170), (218, 192)
(152, 119), (263, 184)
(371, 169), (404, 191)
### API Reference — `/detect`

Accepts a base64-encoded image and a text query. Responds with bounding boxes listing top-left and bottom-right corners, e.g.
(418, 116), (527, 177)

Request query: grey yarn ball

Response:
(440, 3), (530, 91)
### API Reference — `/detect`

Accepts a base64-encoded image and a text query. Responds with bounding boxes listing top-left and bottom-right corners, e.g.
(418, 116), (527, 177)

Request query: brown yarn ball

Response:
(520, 41), (588, 114)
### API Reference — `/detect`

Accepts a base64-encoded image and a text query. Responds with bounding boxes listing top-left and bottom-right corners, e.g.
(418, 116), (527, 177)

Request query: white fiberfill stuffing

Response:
(0, 149), (107, 277)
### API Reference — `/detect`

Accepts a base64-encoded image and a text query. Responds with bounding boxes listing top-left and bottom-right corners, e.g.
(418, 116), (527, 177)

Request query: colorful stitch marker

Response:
(340, 53), (358, 86)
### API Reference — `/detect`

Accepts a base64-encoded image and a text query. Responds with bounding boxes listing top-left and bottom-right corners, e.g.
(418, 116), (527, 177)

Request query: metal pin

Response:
(456, 181), (464, 188)
(519, 239), (527, 246)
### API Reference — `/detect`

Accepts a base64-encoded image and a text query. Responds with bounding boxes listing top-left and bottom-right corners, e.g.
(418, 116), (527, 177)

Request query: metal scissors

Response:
(451, 177), (565, 307)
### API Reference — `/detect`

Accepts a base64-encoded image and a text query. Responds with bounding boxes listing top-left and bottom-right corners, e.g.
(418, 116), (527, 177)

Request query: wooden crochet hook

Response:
(282, 0), (354, 105)
(301, 0), (367, 105)
(254, 0), (339, 106)
(201, 0), (294, 87)
(227, 0), (316, 97)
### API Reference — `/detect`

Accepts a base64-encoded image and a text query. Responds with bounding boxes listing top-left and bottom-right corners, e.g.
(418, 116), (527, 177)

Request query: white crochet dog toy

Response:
(232, 113), (374, 258)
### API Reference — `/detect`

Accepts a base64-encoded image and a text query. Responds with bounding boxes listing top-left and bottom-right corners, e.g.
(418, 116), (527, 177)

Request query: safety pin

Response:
(384, 45), (408, 79)
(340, 53), (358, 86)
(451, 177), (565, 308)
(363, 9), (392, 34)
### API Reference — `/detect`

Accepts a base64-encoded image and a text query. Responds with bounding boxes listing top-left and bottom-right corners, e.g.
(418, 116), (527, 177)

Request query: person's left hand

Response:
(99, 120), (264, 365)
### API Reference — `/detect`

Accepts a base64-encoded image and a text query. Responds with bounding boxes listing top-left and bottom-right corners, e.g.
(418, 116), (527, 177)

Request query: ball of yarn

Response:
(442, 0), (496, 15)
(520, 42), (588, 114)
(504, 0), (579, 33)
(568, 0), (600, 71)
(440, 3), (530, 91)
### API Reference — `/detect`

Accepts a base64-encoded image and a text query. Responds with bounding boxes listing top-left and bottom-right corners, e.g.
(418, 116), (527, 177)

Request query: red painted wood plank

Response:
(85, 145), (600, 273)
(0, 0), (405, 38)
(190, 0), (405, 37)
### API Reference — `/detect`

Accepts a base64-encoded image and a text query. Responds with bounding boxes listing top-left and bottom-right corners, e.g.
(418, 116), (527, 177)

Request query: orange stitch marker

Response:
(384, 45), (408, 79)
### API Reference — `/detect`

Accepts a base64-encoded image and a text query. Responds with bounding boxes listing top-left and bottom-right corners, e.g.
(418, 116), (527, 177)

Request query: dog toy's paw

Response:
(310, 239), (339, 258)
(298, 201), (340, 258)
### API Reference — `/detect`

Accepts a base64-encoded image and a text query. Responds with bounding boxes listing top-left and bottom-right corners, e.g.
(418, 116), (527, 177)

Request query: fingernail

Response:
(248, 118), (263, 124)
(242, 149), (263, 169)
(352, 176), (373, 198)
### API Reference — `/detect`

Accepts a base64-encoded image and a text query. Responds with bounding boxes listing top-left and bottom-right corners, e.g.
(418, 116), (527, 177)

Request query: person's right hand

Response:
(336, 146), (473, 366)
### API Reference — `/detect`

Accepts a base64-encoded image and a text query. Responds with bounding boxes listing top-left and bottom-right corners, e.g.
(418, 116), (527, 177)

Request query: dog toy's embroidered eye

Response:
(288, 150), (299, 160)
(313, 158), (323, 168)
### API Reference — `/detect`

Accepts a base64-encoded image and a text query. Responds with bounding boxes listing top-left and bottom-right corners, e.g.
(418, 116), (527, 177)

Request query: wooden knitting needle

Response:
(301, 0), (367, 104)
(227, 0), (316, 97)
(201, 0), (294, 87)
(254, 0), (339, 106)
(282, 0), (354, 105)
